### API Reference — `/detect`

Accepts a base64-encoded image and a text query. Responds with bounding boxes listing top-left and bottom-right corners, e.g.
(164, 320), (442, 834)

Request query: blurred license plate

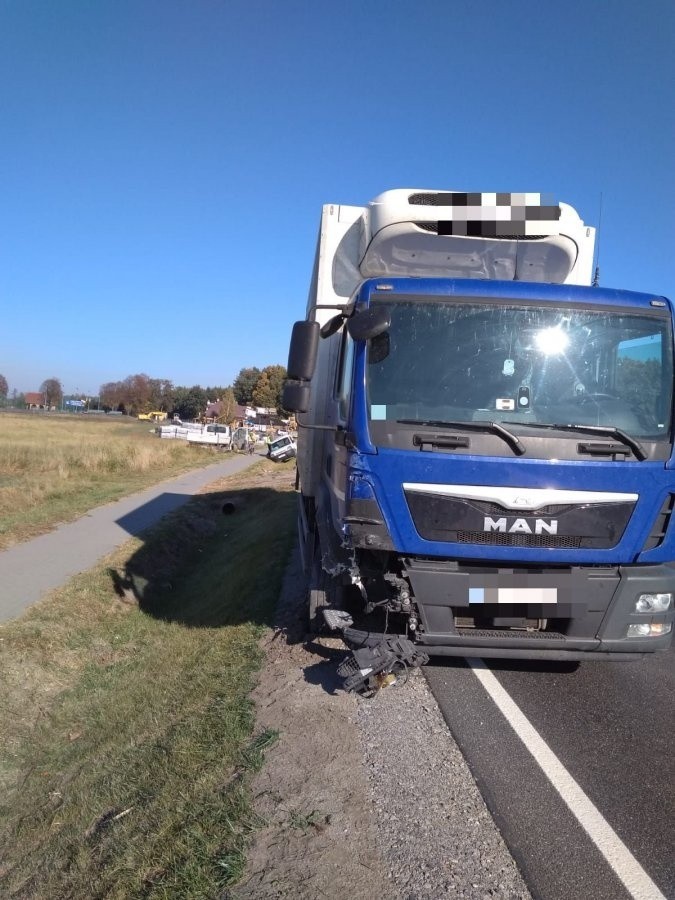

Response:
(469, 587), (558, 604)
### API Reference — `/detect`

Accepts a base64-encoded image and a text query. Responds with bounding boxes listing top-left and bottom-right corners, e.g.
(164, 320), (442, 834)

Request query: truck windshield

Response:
(365, 297), (673, 440)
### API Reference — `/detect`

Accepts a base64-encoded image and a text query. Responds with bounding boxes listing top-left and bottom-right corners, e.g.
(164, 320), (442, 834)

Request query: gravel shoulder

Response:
(231, 548), (531, 899)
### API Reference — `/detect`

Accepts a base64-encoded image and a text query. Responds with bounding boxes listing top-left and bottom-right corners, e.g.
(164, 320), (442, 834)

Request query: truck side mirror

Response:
(282, 381), (311, 413)
(283, 320), (320, 413)
(287, 321), (319, 380)
(320, 314), (344, 338)
(347, 306), (391, 342)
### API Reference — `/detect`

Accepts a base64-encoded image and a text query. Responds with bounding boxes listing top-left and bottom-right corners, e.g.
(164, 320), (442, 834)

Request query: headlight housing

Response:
(627, 622), (672, 637)
(635, 592), (673, 613)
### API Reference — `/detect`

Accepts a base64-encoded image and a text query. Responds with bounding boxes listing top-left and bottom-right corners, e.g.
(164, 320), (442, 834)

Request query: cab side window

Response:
(336, 333), (354, 421)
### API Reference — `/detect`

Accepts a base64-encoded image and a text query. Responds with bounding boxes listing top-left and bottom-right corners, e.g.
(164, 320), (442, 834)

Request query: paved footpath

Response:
(0, 453), (259, 623)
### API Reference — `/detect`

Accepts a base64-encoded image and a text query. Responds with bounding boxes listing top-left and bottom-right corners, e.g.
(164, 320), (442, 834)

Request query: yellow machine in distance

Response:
(137, 411), (168, 422)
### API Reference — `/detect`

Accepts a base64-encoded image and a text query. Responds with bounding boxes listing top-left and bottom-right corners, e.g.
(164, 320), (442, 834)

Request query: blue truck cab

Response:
(283, 191), (675, 678)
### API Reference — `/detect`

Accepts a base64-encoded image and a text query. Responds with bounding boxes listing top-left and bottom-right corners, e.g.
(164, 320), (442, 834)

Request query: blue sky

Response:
(1, 0), (673, 397)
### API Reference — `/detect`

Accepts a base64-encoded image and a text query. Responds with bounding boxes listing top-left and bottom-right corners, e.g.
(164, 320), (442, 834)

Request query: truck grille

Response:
(409, 193), (446, 205)
(456, 530), (581, 549)
(404, 490), (634, 550)
(456, 628), (566, 640)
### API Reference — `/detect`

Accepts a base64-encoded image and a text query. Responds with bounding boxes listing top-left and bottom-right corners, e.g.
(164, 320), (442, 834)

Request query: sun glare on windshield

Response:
(535, 326), (569, 355)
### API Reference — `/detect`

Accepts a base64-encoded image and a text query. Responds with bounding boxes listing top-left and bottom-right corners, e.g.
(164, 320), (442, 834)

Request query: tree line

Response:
(0, 376), (65, 410)
(0, 366), (287, 422)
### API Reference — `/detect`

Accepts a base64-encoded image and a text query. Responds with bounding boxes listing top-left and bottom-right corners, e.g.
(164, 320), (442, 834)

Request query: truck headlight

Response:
(635, 592), (673, 612)
(627, 623), (672, 637)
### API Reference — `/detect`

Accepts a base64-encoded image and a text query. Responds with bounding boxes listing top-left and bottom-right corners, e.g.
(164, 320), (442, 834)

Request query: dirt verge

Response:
(231, 533), (530, 900)
(230, 547), (393, 898)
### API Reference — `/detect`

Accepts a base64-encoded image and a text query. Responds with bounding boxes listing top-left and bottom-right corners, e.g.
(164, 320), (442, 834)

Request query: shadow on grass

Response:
(108, 485), (296, 629)
(114, 491), (200, 536)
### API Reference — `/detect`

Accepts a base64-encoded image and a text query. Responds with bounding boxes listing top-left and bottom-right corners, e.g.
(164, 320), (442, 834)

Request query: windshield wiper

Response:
(519, 422), (647, 461)
(397, 419), (526, 456)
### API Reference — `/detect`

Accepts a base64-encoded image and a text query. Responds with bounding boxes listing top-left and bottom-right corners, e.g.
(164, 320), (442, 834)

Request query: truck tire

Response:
(308, 551), (329, 634)
(307, 547), (341, 635)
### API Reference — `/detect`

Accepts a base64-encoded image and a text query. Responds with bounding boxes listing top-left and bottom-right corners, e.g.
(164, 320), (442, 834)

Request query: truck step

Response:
(322, 609), (354, 632)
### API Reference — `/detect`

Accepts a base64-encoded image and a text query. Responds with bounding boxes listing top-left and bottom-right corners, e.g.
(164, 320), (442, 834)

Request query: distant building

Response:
(204, 400), (249, 422)
(24, 392), (44, 409)
(204, 399), (282, 431)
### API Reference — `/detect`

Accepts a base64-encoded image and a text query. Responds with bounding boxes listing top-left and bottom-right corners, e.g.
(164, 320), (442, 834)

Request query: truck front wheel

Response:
(307, 547), (341, 635)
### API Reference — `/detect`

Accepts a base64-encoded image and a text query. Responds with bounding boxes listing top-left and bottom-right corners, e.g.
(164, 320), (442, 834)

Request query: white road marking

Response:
(467, 658), (666, 900)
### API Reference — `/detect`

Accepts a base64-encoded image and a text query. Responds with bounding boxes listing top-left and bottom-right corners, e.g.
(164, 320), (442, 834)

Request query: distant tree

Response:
(233, 367), (261, 405)
(171, 385), (207, 421)
(252, 364), (286, 410)
(218, 387), (238, 424)
(123, 373), (153, 415)
(204, 385), (230, 398)
(267, 364), (287, 409)
(251, 372), (273, 408)
(148, 378), (174, 411)
(98, 373), (168, 415)
(40, 377), (63, 408)
(100, 380), (125, 412)
(0, 374), (8, 399)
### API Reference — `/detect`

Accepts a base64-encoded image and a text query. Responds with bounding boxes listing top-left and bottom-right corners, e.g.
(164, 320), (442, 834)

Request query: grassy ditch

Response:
(0, 459), (297, 899)
(0, 413), (234, 549)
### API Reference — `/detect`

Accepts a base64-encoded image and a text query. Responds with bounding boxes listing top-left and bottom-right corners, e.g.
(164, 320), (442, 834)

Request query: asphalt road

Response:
(0, 453), (258, 622)
(425, 645), (675, 900)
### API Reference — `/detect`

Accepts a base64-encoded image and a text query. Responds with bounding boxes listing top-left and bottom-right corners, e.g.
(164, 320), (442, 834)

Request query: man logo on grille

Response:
(484, 516), (558, 535)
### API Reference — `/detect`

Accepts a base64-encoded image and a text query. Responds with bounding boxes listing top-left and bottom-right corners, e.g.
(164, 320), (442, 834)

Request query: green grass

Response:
(0, 413), (234, 549)
(0, 460), (297, 899)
